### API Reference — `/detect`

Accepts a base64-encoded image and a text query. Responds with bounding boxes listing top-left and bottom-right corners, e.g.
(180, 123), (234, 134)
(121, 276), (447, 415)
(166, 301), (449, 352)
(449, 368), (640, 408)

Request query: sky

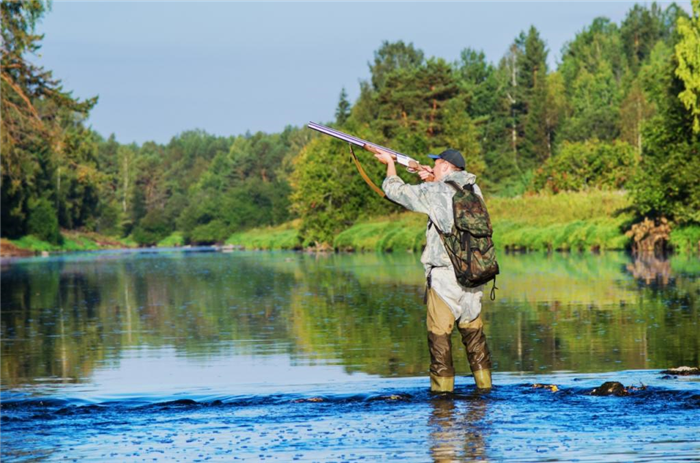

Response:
(37, 1), (691, 145)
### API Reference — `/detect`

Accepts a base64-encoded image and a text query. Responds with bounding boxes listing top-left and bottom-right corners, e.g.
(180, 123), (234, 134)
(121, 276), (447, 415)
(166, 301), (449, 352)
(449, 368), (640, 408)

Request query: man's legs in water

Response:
(458, 315), (492, 390)
(426, 288), (456, 392)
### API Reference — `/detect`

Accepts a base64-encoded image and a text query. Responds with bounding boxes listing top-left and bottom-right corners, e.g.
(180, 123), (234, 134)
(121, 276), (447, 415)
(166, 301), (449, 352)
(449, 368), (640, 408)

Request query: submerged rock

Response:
(591, 381), (628, 396)
(294, 397), (324, 403)
(660, 366), (700, 376)
(531, 384), (559, 392)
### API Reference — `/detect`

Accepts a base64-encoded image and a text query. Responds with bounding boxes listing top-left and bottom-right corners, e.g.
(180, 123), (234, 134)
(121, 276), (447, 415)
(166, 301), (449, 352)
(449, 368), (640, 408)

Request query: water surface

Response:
(2, 249), (699, 461)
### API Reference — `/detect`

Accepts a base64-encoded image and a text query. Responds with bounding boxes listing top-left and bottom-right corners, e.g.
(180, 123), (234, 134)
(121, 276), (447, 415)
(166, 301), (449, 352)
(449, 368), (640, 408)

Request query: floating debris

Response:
(531, 384), (559, 392)
(660, 366), (700, 376)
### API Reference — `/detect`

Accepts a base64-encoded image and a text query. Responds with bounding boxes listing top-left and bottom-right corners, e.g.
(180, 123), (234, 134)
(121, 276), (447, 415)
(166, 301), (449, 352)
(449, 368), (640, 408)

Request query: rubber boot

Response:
(472, 369), (492, 390)
(430, 374), (455, 393)
(458, 316), (493, 391)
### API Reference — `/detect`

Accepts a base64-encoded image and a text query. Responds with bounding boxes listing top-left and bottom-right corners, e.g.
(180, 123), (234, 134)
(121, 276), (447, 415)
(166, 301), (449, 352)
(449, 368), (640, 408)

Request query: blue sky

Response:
(38, 1), (690, 145)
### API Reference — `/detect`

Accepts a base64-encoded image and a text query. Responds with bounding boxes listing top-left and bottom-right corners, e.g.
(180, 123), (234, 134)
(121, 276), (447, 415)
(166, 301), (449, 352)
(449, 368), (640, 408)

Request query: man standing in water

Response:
(374, 148), (492, 392)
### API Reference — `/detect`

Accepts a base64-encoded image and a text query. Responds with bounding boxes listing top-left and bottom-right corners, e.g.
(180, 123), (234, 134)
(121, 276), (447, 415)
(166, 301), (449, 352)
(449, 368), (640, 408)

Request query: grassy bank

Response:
(333, 190), (634, 252)
(489, 190), (633, 252)
(225, 220), (302, 250)
(334, 214), (427, 252)
(224, 190), (697, 254)
(6, 191), (697, 256)
(669, 226), (700, 254)
(2, 230), (136, 257)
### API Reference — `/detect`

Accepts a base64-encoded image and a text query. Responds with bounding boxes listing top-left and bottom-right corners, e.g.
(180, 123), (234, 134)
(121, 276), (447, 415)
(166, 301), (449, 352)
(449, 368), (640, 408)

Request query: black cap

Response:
(428, 149), (465, 170)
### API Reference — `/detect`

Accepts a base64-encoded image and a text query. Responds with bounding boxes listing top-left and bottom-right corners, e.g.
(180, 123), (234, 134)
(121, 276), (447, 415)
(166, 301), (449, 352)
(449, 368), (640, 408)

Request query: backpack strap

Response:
(445, 179), (462, 192)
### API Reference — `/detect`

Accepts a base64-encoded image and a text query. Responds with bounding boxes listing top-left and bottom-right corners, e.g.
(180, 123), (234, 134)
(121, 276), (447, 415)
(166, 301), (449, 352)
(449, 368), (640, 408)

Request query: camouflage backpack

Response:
(434, 180), (500, 298)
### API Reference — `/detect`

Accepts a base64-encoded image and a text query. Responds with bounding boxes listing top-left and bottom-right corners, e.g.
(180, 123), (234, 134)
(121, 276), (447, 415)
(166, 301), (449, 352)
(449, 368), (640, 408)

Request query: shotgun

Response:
(307, 122), (429, 174)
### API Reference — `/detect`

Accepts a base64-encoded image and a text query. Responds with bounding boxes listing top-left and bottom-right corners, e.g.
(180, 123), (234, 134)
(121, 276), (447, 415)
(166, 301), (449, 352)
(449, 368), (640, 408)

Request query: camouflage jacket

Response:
(382, 170), (484, 322)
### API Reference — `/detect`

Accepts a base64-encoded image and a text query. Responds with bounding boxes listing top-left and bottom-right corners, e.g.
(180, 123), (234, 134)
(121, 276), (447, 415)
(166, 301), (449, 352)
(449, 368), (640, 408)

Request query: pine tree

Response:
(335, 88), (351, 125)
(519, 26), (550, 169)
(1, 0), (97, 238)
(369, 40), (424, 91)
(559, 18), (626, 142)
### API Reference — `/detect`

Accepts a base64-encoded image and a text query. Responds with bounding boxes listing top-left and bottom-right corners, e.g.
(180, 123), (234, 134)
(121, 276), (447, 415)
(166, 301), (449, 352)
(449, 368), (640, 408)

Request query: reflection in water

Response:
(1, 250), (699, 396)
(626, 254), (672, 286)
(429, 394), (488, 462)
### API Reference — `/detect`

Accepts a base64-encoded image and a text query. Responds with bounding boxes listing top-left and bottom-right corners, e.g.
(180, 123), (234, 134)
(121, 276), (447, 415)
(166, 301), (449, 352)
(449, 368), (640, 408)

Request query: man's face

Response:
(433, 159), (452, 181)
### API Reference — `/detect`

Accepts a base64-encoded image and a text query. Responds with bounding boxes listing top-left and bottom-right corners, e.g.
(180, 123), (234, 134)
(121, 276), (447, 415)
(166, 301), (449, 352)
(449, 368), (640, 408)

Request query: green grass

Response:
(7, 231), (135, 254)
(226, 221), (302, 250)
(221, 190), (639, 253)
(670, 225), (700, 254)
(145, 190), (697, 254)
(488, 190), (632, 226)
(488, 190), (633, 251)
(493, 218), (630, 251)
(335, 190), (634, 253)
(334, 214), (426, 252)
(157, 232), (185, 247)
(61, 235), (101, 251)
(9, 235), (58, 252)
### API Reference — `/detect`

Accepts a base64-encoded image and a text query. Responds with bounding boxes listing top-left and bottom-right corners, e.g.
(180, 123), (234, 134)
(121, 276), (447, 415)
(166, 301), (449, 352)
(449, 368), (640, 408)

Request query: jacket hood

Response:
(443, 170), (476, 186)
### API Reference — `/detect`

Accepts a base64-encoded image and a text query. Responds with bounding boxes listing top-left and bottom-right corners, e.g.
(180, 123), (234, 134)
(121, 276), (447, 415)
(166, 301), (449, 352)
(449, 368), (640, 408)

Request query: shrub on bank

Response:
(670, 226), (700, 254)
(27, 198), (62, 245)
(158, 232), (185, 247)
(132, 210), (172, 246)
(190, 220), (229, 245)
(531, 140), (637, 193)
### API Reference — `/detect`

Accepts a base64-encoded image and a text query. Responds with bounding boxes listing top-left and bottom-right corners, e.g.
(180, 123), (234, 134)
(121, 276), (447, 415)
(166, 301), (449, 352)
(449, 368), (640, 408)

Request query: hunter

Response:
(374, 148), (492, 392)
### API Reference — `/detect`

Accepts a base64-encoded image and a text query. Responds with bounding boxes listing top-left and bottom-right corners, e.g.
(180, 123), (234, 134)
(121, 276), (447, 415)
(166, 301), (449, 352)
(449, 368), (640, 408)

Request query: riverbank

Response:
(1, 230), (136, 258)
(221, 190), (700, 253)
(227, 190), (639, 252)
(5, 191), (698, 256)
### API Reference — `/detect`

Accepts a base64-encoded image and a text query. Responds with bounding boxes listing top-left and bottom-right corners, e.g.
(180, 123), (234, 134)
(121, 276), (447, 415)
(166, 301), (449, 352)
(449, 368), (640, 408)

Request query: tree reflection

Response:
(626, 254), (672, 286)
(1, 250), (698, 389)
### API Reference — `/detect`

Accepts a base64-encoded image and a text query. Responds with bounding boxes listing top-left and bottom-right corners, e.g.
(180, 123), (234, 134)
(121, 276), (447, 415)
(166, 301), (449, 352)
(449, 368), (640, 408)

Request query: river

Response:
(1, 249), (698, 461)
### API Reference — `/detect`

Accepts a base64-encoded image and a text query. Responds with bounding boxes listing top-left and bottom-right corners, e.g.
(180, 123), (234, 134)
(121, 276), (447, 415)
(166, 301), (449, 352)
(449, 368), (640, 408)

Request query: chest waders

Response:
(426, 279), (492, 392)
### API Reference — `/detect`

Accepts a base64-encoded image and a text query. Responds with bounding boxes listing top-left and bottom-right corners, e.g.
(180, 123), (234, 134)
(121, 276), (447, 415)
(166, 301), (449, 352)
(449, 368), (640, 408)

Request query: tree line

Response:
(2, 1), (698, 247)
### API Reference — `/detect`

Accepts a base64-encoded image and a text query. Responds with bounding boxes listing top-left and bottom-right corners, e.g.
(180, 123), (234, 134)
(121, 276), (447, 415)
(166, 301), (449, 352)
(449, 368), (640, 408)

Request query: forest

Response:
(2, 1), (699, 252)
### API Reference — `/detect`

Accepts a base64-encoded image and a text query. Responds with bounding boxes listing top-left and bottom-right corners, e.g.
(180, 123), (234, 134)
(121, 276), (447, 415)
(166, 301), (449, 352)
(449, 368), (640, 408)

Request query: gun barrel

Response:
(307, 122), (411, 163)
(307, 121), (365, 147)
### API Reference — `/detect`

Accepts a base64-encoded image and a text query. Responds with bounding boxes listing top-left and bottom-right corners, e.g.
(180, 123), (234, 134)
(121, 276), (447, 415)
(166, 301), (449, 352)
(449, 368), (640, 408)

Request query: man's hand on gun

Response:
(306, 122), (437, 183)
(373, 147), (435, 183)
(418, 165), (435, 182)
(372, 147), (394, 166)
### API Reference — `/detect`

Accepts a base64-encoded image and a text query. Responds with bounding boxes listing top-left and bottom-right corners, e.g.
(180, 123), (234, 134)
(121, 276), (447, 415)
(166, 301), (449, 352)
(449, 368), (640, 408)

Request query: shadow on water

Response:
(1, 249), (699, 460)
